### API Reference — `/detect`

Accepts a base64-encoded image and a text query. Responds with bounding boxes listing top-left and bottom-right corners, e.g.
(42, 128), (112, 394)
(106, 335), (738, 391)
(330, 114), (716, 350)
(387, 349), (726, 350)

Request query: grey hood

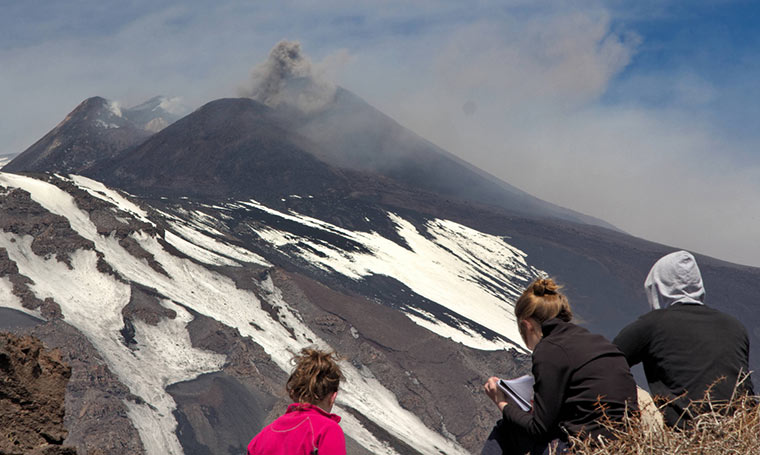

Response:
(644, 250), (705, 310)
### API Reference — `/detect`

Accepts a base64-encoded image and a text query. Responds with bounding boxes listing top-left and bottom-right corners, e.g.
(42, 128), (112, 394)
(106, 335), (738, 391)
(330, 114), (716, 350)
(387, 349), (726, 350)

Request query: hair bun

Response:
(533, 278), (558, 296)
(516, 277), (572, 324)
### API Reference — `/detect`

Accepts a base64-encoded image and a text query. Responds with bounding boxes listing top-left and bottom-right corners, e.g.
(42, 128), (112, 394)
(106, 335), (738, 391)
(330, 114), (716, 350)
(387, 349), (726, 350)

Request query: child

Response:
(248, 348), (346, 455)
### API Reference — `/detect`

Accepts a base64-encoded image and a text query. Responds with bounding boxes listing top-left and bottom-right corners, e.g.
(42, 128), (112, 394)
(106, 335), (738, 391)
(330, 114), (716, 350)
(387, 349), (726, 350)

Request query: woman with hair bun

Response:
(482, 278), (637, 454)
(247, 348), (346, 455)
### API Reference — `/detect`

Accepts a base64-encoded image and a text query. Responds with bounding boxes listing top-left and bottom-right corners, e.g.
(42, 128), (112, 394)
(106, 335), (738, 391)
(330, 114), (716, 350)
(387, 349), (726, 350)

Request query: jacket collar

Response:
(286, 402), (342, 423)
(540, 317), (567, 337)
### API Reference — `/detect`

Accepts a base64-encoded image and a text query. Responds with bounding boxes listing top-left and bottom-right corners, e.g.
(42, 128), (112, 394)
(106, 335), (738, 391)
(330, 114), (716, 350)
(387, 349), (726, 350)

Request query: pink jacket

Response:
(247, 403), (346, 455)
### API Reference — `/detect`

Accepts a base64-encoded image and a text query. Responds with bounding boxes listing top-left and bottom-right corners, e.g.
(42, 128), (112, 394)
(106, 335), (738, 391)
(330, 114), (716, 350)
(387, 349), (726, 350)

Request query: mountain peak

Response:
(64, 96), (123, 124)
(88, 96), (350, 200)
(3, 96), (149, 175)
(3, 96), (186, 175)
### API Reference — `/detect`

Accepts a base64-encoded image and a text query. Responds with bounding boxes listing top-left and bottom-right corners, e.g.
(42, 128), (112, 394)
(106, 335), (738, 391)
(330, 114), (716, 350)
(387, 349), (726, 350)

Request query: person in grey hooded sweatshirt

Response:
(613, 250), (754, 428)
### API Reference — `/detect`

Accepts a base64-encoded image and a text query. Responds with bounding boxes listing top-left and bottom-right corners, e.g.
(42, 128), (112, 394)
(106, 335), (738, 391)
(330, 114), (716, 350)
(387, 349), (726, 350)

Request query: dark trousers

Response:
(481, 420), (569, 455)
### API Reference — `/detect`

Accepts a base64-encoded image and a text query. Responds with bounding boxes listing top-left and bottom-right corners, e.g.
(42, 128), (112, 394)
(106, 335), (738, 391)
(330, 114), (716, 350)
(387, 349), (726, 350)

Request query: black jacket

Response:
(613, 303), (754, 427)
(501, 319), (637, 444)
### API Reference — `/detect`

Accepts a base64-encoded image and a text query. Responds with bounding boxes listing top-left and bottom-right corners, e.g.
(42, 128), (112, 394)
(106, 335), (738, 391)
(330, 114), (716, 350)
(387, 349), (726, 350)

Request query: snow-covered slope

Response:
(169, 198), (541, 350)
(0, 173), (544, 455)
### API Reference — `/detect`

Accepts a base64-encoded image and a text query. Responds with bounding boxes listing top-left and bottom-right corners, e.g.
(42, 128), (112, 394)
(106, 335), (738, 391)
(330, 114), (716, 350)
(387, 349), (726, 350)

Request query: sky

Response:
(2, 0), (759, 267)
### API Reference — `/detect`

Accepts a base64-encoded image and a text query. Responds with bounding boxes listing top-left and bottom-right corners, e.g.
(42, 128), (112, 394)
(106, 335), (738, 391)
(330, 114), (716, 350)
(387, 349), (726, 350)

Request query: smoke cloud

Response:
(239, 40), (342, 113)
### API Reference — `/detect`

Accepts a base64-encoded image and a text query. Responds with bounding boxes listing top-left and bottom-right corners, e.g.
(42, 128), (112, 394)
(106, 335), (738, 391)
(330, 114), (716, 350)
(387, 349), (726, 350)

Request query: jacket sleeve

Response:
(317, 423), (346, 455)
(501, 341), (572, 440)
(246, 433), (260, 455)
(612, 316), (650, 367)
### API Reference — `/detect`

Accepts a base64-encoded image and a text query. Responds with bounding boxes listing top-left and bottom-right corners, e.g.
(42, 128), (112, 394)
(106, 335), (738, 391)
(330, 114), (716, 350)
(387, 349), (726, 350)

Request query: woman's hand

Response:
(483, 377), (509, 412)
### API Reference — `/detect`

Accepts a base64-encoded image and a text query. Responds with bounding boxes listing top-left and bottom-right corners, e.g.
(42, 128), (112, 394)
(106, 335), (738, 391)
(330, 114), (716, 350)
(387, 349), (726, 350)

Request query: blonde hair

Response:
(286, 348), (343, 404)
(515, 277), (573, 324)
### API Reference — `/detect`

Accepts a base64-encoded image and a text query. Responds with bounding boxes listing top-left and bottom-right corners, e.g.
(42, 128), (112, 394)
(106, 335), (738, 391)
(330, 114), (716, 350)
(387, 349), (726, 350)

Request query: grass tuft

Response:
(566, 376), (759, 455)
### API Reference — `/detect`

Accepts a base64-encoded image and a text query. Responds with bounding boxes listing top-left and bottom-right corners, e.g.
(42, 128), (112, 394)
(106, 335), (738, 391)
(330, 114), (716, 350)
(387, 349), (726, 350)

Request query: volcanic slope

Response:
(90, 98), (353, 202)
(150, 171), (760, 394)
(0, 172), (535, 455)
(3, 167), (757, 455)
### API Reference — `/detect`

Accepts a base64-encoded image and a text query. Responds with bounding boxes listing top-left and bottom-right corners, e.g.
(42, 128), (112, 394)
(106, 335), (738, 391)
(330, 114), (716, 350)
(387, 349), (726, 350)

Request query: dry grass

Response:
(567, 378), (760, 455)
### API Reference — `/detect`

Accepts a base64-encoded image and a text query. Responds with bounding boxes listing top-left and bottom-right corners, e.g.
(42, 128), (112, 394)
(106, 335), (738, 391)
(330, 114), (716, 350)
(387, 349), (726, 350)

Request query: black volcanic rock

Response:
(4, 97), (152, 174)
(91, 98), (353, 201)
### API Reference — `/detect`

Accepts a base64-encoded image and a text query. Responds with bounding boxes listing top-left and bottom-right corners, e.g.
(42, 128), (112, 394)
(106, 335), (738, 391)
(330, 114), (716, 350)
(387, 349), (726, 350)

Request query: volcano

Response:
(1, 48), (758, 455)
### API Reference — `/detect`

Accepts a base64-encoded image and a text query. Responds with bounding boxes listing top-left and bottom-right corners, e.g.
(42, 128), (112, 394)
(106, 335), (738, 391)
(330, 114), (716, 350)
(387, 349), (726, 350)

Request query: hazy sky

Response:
(2, 0), (759, 267)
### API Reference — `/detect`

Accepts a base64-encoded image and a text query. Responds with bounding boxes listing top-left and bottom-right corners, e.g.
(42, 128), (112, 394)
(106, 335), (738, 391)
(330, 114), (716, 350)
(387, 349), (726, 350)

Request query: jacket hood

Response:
(644, 250), (705, 310)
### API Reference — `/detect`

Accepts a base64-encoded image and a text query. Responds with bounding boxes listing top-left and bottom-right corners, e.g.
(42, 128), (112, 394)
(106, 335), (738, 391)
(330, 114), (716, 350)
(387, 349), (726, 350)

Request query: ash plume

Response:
(239, 40), (338, 113)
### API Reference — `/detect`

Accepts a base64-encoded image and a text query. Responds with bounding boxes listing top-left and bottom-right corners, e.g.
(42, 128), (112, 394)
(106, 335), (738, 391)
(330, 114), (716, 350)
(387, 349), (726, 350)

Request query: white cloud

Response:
(492, 105), (760, 266)
(434, 12), (636, 108)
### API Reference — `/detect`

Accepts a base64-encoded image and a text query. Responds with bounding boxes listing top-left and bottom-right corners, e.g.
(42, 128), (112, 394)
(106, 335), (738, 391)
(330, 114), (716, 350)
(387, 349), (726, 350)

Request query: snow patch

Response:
(242, 199), (538, 350)
(1, 173), (101, 240)
(0, 276), (39, 319)
(94, 119), (120, 129)
(122, 304), (226, 455)
(334, 411), (399, 455)
(161, 212), (269, 266)
(69, 174), (153, 225)
(164, 231), (241, 267)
